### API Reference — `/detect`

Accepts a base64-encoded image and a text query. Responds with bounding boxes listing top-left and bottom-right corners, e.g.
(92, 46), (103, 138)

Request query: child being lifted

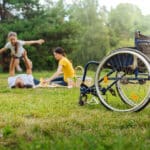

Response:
(0, 32), (45, 76)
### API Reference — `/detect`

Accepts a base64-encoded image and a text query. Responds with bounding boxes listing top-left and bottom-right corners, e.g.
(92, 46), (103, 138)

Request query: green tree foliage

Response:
(68, 0), (110, 65)
(140, 15), (150, 34)
(0, 0), (81, 71)
(0, 0), (43, 21)
(109, 4), (142, 37)
(108, 3), (144, 48)
(0, 0), (150, 71)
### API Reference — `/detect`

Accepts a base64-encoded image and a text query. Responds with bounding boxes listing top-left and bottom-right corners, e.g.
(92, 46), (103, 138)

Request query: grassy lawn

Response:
(0, 72), (149, 150)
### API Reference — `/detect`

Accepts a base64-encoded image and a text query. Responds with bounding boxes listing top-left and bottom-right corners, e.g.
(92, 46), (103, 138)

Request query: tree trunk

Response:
(0, 0), (6, 21)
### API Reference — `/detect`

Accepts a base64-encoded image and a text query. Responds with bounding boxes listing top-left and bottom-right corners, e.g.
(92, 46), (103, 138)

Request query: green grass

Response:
(0, 72), (150, 150)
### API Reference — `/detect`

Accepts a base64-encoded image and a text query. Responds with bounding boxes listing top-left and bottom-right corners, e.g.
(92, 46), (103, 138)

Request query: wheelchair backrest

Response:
(135, 31), (150, 58)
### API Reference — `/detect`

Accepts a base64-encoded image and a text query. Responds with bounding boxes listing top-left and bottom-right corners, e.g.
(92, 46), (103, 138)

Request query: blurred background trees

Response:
(0, 0), (150, 71)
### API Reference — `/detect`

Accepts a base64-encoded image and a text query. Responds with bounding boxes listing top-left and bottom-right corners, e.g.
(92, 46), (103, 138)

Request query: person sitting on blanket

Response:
(7, 51), (39, 88)
(44, 47), (75, 86)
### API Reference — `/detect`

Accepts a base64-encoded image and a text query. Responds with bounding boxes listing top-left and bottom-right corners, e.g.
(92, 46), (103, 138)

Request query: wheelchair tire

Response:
(116, 48), (150, 108)
(95, 48), (150, 112)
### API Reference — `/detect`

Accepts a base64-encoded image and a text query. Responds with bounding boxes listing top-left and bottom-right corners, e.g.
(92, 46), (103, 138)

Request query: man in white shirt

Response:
(8, 74), (35, 88)
(7, 49), (39, 88)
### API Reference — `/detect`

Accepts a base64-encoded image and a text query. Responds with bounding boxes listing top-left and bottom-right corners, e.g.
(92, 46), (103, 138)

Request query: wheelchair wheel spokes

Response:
(95, 49), (150, 112)
(96, 67), (133, 111)
(116, 72), (150, 107)
(116, 72), (136, 106)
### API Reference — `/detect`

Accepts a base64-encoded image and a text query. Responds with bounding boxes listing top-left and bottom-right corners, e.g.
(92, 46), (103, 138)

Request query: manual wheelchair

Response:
(79, 31), (150, 112)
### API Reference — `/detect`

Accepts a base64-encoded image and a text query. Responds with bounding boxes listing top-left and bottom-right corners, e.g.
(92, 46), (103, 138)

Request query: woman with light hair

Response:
(0, 31), (44, 76)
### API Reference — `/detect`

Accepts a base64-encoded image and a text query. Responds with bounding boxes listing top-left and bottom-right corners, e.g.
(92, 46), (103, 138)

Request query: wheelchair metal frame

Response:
(79, 31), (150, 112)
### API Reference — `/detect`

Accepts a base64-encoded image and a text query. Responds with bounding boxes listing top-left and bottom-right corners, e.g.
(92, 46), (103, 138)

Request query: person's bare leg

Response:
(22, 51), (32, 74)
(15, 59), (22, 72)
(22, 58), (32, 69)
(9, 58), (16, 76)
(29, 59), (32, 69)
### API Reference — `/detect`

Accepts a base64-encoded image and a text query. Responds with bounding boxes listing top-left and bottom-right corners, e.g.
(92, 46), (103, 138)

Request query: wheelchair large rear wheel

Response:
(116, 48), (150, 110)
(95, 49), (150, 112)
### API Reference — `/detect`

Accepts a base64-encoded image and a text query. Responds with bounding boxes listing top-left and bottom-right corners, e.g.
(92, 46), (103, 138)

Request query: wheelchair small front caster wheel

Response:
(79, 94), (87, 106)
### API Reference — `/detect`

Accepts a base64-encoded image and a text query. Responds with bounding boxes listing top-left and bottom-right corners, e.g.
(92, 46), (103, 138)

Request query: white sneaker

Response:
(16, 65), (23, 72)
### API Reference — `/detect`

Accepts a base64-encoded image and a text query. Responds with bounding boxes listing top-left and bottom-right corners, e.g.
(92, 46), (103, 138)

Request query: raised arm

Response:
(0, 47), (7, 54)
(24, 39), (45, 45)
(22, 51), (32, 75)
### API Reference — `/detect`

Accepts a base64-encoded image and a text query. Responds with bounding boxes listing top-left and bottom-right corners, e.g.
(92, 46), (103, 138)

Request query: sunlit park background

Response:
(0, 0), (150, 149)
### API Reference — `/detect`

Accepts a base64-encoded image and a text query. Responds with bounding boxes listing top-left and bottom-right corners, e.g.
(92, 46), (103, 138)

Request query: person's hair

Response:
(11, 84), (33, 89)
(53, 47), (66, 56)
(15, 81), (25, 88)
(8, 32), (17, 38)
(8, 32), (18, 53)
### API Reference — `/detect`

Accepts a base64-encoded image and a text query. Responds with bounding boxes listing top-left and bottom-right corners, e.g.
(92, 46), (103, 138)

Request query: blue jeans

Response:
(51, 76), (67, 86)
(33, 78), (40, 85)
